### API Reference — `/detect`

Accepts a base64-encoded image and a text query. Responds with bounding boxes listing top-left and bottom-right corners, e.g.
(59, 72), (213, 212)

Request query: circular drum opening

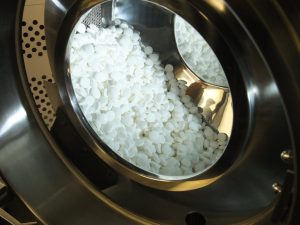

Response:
(67, 0), (233, 180)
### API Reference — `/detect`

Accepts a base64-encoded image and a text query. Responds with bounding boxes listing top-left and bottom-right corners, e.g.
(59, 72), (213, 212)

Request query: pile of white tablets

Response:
(175, 16), (229, 87)
(70, 20), (228, 176)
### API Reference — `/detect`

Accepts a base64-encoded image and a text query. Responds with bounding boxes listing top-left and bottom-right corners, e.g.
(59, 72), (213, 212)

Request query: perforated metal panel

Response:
(22, 20), (46, 59)
(82, 4), (103, 28)
(22, 0), (56, 129)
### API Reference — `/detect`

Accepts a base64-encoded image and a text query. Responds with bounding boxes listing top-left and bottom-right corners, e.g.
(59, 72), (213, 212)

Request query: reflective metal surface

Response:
(0, 177), (9, 207)
(227, 1), (299, 224)
(181, 75), (232, 135)
(281, 150), (293, 164)
(0, 0), (298, 224)
(0, 179), (6, 195)
(0, 208), (37, 225)
(44, 0), (293, 223)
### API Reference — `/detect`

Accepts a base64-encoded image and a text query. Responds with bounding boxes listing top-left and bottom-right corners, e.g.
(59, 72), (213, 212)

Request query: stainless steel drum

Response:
(54, 0), (234, 185)
(0, 0), (299, 225)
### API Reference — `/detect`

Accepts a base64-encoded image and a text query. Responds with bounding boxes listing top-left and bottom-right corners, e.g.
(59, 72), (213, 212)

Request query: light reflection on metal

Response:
(0, 108), (27, 137)
(199, 11), (209, 21)
(272, 183), (283, 194)
(206, 0), (226, 12)
(0, 178), (5, 192)
(0, 177), (7, 205)
(52, 0), (67, 12)
(265, 82), (278, 97)
(281, 150), (293, 164)
(176, 67), (233, 136)
(249, 85), (260, 98)
(0, 208), (37, 225)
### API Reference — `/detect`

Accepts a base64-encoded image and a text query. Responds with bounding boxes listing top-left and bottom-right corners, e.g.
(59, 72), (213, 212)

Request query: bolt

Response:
(281, 150), (293, 164)
(272, 183), (282, 194)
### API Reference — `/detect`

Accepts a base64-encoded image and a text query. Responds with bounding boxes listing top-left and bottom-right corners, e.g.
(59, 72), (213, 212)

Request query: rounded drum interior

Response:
(67, 0), (233, 180)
